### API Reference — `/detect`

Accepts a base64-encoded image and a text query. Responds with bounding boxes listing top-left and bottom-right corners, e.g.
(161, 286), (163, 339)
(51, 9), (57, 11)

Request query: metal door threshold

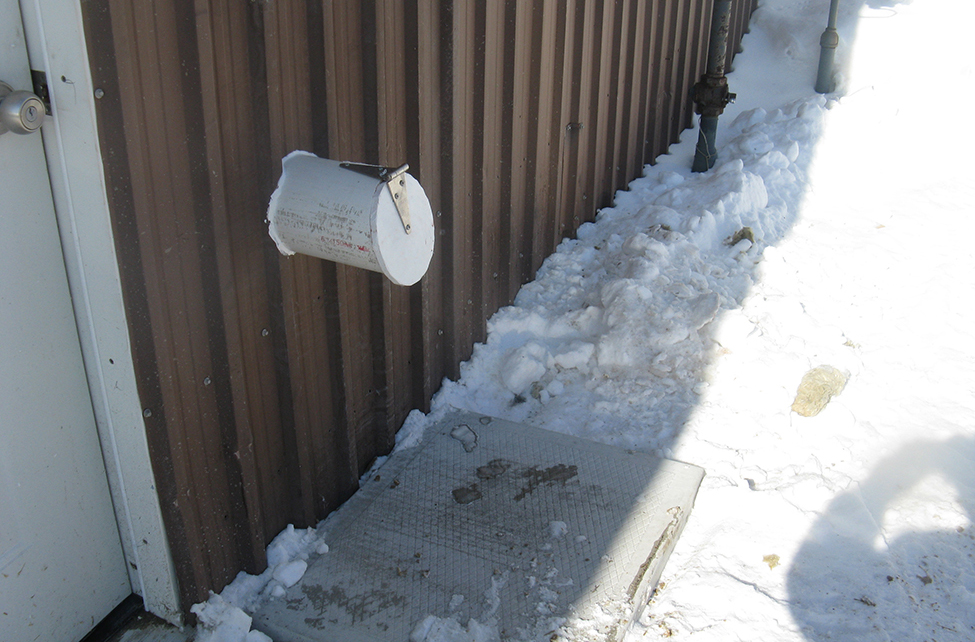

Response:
(254, 409), (704, 642)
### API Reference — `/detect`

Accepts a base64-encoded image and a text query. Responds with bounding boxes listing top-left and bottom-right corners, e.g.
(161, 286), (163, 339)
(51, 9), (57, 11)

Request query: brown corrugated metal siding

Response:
(82, 0), (757, 614)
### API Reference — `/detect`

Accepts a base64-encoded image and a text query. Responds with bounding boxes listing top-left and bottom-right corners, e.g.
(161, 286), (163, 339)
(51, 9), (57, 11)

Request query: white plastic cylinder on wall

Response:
(267, 151), (435, 286)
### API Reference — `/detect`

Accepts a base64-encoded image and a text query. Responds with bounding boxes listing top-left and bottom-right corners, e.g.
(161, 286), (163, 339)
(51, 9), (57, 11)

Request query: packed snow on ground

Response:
(194, 0), (975, 640)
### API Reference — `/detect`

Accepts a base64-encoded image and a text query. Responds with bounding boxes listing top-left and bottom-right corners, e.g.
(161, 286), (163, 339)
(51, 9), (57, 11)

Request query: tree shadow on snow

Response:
(787, 436), (975, 640)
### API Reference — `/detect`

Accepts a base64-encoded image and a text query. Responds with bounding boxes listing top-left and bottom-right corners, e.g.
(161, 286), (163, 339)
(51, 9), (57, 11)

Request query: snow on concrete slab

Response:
(252, 409), (704, 642)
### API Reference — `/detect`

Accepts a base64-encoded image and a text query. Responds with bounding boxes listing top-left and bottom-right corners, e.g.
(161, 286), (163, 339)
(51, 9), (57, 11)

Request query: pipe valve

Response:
(692, 75), (736, 118)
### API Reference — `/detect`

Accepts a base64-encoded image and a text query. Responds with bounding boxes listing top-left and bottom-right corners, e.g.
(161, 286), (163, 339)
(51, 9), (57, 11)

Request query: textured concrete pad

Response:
(254, 409), (704, 642)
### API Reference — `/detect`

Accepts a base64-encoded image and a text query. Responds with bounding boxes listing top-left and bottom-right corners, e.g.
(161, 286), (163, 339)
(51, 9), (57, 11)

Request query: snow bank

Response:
(433, 94), (827, 455)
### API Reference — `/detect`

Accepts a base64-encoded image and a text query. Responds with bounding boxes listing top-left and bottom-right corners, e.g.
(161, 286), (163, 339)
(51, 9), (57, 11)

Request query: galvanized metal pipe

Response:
(704, 0), (732, 79)
(692, 0), (736, 173)
(694, 115), (720, 172)
(815, 0), (841, 93)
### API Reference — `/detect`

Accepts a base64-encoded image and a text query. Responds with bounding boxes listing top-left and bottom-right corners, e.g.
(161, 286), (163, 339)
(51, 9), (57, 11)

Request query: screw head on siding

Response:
(203, 377), (212, 386)
(94, 88), (105, 99)
(261, 328), (270, 337)
(143, 408), (152, 418)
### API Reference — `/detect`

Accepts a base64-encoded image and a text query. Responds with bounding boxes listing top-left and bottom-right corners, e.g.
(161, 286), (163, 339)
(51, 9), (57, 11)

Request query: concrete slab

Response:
(254, 409), (704, 642)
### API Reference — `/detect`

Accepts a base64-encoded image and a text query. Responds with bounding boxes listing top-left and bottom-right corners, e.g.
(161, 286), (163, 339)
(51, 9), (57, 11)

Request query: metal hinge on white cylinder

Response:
(339, 161), (413, 234)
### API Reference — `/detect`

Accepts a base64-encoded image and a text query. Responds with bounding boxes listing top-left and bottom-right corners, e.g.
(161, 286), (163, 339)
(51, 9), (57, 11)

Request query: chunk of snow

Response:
(500, 342), (550, 394)
(553, 341), (595, 371)
(191, 594), (252, 642)
(410, 615), (500, 642)
(548, 521), (569, 539)
(271, 559), (307, 588)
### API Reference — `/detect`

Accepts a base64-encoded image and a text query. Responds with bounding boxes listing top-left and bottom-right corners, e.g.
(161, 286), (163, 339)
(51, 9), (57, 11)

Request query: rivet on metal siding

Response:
(261, 328), (270, 337)
(94, 88), (105, 99)
(203, 377), (212, 386)
(438, 329), (444, 336)
(143, 408), (152, 418)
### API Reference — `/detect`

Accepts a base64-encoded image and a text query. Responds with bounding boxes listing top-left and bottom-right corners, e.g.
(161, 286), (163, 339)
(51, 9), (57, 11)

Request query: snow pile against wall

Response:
(434, 95), (826, 452)
(192, 526), (328, 642)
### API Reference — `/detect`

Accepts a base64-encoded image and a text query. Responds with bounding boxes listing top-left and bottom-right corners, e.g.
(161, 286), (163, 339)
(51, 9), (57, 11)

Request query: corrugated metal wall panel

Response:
(82, 0), (757, 613)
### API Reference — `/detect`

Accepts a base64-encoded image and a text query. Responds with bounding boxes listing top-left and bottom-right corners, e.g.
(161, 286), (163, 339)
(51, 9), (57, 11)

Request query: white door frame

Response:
(19, 0), (182, 625)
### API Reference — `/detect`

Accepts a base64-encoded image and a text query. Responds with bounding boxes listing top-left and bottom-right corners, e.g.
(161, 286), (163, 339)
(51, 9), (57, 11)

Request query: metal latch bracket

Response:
(339, 161), (412, 234)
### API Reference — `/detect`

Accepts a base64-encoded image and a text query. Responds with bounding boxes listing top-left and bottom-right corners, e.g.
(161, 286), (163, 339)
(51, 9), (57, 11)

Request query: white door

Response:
(0, 0), (132, 638)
